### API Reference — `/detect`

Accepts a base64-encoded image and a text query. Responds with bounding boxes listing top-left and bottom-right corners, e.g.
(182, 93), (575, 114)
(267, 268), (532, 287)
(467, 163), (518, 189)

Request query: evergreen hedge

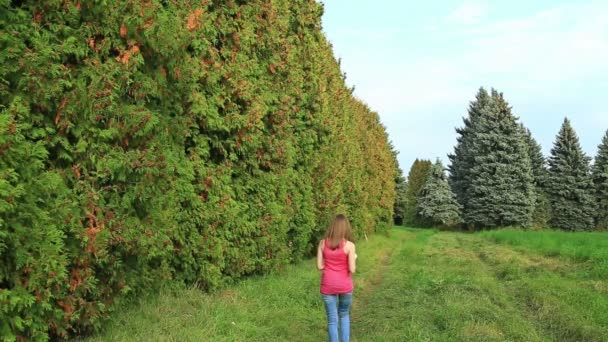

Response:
(0, 1), (396, 339)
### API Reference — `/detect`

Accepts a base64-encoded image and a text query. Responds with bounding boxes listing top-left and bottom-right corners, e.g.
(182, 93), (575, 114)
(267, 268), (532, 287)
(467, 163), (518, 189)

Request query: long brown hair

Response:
(324, 214), (353, 249)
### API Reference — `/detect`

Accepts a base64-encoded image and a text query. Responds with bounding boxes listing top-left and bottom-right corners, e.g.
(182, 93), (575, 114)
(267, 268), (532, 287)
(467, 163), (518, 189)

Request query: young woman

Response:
(317, 214), (357, 342)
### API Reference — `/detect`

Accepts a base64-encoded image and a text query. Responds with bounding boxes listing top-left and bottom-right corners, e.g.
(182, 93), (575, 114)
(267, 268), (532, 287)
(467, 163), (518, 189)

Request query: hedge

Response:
(0, 0), (396, 339)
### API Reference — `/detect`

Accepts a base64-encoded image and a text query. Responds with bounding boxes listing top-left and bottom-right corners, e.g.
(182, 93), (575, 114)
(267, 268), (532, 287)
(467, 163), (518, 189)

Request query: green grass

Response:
(479, 228), (608, 278)
(84, 227), (608, 341)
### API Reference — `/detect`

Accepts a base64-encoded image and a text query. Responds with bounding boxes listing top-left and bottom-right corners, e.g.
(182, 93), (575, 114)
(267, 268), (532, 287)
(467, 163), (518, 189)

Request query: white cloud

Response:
(324, 1), (608, 169)
(460, 2), (608, 84)
(340, 1), (608, 117)
(447, 2), (488, 25)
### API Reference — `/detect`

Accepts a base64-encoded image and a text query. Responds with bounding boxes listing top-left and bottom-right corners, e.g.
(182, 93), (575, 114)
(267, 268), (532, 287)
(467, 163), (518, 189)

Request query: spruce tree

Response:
(417, 160), (462, 227)
(592, 130), (608, 229)
(404, 159), (432, 226)
(395, 181), (408, 226)
(390, 143), (407, 225)
(521, 125), (551, 228)
(546, 118), (596, 231)
(463, 90), (535, 228)
(449, 87), (491, 216)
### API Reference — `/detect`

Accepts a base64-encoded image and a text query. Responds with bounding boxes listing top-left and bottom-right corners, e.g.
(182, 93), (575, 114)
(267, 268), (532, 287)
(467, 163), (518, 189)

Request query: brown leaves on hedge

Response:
(33, 11), (43, 24)
(120, 24), (127, 38)
(85, 212), (103, 257)
(57, 299), (74, 320)
(140, 18), (154, 30)
(116, 45), (140, 65)
(187, 9), (204, 31)
(55, 97), (69, 125)
(72, 164), (81, 179)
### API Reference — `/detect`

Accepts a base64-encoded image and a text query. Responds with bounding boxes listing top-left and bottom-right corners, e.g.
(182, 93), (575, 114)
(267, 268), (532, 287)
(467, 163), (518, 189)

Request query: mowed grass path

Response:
(85, 228), (608, 341)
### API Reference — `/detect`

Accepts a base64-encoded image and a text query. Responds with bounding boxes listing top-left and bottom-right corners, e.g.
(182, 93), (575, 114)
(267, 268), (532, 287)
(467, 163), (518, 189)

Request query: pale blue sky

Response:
(321, 0), (608, 172)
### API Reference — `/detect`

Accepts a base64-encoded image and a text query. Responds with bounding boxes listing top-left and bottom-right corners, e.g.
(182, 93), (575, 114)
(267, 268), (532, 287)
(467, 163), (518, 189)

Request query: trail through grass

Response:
(85, 228), (608, 341)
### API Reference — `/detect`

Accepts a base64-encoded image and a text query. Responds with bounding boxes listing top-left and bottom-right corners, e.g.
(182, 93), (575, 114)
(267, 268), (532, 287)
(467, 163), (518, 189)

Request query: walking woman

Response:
(317, 214), (357, 342)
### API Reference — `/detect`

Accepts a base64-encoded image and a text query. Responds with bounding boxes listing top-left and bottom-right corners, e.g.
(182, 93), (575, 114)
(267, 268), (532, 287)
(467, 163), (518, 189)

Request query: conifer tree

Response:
(463, 90), (535, 228)
(521, 125), (551, 228)
(390, 144), (407, 225)
(417, 160), (462, 227)
(394, 181), (408, 225)
(592, 130), (608, 230)
(547, 118), (596, 231)
(449, 87), (490, 215)
(404, 159), (432, 226)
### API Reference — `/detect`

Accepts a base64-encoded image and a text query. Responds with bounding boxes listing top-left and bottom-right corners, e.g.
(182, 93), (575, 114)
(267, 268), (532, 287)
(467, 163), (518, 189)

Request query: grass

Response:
(84, 227), (608, 341)
(479, 228), (608, 278)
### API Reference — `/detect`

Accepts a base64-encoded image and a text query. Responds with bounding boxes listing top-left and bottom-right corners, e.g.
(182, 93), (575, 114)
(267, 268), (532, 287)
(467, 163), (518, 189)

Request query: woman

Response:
(317, 214), (357, 342)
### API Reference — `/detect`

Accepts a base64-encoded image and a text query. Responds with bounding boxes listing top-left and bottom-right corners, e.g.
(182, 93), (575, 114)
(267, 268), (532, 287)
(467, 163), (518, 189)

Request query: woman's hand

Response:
(317, 240), (325, 270)
(348, 243), (356, 273)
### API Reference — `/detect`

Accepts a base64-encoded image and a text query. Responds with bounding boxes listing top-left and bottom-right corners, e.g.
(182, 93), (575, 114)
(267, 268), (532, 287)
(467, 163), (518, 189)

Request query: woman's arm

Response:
(348, 243), (356, 274)
(317, 240), (324, 270)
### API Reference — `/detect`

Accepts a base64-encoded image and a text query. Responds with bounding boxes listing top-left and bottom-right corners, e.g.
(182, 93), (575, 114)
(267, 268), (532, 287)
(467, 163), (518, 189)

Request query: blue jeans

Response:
(321, 292), (353, 342)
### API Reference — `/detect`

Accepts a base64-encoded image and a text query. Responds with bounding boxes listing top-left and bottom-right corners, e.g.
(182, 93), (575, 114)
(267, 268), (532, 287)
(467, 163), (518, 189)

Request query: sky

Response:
(320, 0), (608, 172)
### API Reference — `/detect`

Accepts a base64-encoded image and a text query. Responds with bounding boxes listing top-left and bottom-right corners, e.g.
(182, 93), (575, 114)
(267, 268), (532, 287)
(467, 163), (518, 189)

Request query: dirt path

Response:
(350, 231), (410, 324)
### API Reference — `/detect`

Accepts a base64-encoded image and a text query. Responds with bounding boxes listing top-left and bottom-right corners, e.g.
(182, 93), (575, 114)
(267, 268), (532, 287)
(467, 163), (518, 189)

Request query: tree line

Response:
(394, 87), (608, 231)
(0, 0), (396, 339)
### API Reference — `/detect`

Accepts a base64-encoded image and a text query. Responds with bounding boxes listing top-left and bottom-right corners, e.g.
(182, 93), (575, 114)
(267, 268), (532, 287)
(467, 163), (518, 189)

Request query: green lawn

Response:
(84, 228), (608, 341)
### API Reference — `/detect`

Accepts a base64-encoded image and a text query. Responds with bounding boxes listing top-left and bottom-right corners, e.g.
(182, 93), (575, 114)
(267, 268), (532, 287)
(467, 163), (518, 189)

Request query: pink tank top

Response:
(320, 239), (354, 295)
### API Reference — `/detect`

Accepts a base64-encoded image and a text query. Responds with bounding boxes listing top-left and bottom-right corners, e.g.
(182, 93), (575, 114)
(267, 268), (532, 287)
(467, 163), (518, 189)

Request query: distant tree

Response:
(546, 118), (596, 231)
(417, 160), (462, 227)
(390, 142), (407, 225)
(521, 125), (551, 228)
(449, 87), (491, 217)
(394, 181), (408, 226)
(404, 159), (432, 226)
(592, 130), (608, 230)
(453, 88), (535, 228)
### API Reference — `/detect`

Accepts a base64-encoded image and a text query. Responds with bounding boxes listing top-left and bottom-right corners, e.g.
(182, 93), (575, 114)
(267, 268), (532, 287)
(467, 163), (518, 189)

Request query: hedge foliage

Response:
(0, 0), (396, 339)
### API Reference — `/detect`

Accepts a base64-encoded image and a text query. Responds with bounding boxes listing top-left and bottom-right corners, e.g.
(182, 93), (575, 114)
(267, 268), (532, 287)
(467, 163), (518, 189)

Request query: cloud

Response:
(339, 53), (475, 115)
(341, 1), (608, 117)
(323, 1), (608, 169)
(447, 2), (488, 25)
(460, 2), (608, 84)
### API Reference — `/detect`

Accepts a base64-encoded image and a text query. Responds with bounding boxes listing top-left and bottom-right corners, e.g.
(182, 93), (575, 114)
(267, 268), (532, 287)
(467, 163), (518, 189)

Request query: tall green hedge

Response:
(0, 0), (396, 339)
